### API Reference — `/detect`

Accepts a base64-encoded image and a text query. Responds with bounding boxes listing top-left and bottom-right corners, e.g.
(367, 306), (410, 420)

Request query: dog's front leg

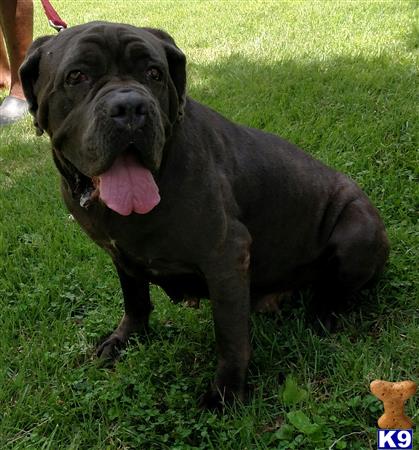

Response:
(97, 265), (152, 362)
(200, 230), (252, 409)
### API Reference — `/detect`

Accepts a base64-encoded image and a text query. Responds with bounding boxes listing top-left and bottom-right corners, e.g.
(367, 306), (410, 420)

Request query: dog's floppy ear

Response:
(19, 35), (54, 135)
(144, 28), (187, 122)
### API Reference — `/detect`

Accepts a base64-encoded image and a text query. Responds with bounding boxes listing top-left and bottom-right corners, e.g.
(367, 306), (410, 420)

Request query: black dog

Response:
(20, 22), (389, 408)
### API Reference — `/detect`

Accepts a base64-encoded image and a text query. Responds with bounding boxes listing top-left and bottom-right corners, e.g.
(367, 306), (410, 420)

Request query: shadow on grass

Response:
(188, 53), (416, 182)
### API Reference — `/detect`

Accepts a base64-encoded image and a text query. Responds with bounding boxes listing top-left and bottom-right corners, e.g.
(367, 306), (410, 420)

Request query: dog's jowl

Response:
(20, 22), (389, 408)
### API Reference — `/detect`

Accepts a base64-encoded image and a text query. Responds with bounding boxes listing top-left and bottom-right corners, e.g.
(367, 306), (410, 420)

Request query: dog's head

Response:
(20, 22), (186, 215)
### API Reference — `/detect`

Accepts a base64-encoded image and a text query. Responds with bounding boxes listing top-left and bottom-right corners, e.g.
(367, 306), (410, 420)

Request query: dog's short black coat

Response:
(20, 21), (389, 408)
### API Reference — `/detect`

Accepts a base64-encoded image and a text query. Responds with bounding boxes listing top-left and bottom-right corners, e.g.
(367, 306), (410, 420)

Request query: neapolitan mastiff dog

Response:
(20, 22), (389, 408)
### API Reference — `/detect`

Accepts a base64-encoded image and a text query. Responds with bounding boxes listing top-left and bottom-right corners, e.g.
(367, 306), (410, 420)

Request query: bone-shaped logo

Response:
(370, 379), (417, 429)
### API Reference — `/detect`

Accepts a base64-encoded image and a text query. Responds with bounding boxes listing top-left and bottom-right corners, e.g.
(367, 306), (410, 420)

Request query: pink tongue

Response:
(98, 153), (160, 216)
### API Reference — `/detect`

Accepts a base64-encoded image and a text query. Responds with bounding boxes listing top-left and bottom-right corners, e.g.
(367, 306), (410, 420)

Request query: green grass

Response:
(1, 1), (418, 448)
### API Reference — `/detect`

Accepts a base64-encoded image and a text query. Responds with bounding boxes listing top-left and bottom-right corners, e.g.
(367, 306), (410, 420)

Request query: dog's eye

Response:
(66, 70), (88, 86)
(146, 67), (163, 82)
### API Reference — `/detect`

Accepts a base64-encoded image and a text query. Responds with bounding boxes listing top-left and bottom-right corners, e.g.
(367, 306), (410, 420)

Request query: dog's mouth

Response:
(79, 146), (160, 216)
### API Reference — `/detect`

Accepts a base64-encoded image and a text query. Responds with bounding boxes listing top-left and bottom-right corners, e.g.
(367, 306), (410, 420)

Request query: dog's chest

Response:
(98, 227), (196, 278)
(64, 187), (201, 278)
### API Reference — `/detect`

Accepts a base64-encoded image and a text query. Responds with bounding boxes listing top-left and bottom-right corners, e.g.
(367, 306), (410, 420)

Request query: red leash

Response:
(40, 0), (68, 31)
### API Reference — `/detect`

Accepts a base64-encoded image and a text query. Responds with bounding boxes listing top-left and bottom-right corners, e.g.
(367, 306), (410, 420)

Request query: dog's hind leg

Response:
(96, 265), (152, 361)
(311, 196), (389, 330)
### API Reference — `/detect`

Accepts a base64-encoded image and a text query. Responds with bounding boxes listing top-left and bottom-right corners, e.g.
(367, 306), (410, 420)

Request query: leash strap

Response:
(40, 0), (68, 32)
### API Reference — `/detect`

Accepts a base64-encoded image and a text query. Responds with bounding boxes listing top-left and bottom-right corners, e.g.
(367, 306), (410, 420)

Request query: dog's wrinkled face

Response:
(20, 22), (186, 214)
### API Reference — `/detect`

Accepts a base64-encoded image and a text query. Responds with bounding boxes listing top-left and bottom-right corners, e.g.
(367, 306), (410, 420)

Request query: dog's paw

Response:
(199, 386), (244, 410)
(253, 291), (292, 314)
(199, 389), (226, 410)
(183, 297), (201, 308)
(96, 335), (125, 364)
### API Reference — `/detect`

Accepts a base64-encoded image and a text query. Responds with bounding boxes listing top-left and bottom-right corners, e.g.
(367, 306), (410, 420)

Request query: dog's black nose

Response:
(108, 91), (147, 129)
